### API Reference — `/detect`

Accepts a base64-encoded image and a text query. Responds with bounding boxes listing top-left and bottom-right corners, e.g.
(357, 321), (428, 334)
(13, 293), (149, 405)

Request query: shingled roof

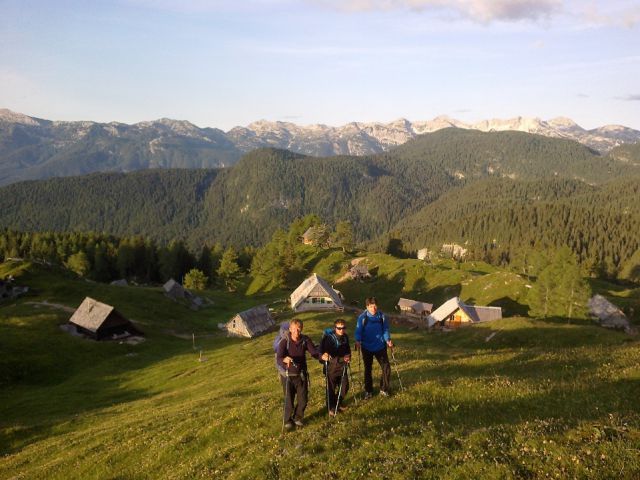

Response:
(68, 297), (135, 339)
(224, 305), (275, 338)
(290, 273), (343, 310)
(427, 297), (502, 326)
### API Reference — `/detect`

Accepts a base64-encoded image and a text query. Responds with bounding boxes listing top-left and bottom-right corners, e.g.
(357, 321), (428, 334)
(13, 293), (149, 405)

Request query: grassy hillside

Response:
(2, 259), (640, 479)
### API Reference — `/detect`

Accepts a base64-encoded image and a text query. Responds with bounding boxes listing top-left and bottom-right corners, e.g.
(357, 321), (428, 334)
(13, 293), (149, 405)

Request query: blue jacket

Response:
(355, 310), (390, 353)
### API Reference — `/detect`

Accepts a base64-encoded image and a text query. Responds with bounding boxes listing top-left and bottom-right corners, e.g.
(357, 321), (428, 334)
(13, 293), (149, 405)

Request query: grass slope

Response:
(1, 261), (640, 479)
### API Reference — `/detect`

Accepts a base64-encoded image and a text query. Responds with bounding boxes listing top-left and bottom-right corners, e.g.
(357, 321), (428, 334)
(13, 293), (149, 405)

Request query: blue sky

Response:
(1, 0), (639, 130)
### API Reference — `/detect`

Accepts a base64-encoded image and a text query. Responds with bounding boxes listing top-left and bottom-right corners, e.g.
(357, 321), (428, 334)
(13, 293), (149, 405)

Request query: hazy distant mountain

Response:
(0, 109), (241, 185)
(1, 129), (636, 248)
(1, 108), (639, 185)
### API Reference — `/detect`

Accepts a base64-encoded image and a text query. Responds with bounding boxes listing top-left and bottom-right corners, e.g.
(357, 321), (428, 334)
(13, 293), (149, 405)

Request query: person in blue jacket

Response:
(354, 296), (393, 399)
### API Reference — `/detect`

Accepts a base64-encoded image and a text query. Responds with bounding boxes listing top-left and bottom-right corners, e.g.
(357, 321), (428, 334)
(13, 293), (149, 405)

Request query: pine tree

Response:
(217, 247), (241, 292)
(66, 251), (91, 277)
(184, 268), (208, 290)
(333, 220), (354, 253)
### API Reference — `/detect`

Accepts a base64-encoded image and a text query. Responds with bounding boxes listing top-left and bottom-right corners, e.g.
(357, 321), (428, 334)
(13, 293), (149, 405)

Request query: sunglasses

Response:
(335, 326), (346, 330)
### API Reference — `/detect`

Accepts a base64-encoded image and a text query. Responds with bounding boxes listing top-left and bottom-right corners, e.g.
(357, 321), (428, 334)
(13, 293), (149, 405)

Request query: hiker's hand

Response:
(387, 340), (394, 348)
(321, 353), (329, 362)
(283, 356), (292, 366)
(344, 354), (351, 363)
(355, 341), (361, 351)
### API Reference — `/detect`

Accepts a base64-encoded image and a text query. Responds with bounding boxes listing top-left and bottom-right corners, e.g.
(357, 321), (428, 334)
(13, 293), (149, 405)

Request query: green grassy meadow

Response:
(1, 258), (640, 479)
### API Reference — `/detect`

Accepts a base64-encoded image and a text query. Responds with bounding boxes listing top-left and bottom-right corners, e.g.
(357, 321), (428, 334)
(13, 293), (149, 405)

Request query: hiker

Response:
(320, 319), (351, 416)
(276, 318), (329, 430)
(355, 296), (393, 399)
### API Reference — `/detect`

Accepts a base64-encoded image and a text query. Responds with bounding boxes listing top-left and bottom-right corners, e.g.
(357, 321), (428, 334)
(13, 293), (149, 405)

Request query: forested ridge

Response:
(1, 129), (639, 277)
(386, 177), (640, 279)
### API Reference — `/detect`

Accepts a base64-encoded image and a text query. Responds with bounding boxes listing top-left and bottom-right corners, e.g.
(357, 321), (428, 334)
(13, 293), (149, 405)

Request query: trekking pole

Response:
(334, 363), (348, 416)
(347, 363), (358, 405)
(324, 360), (331, 416)
(390, 347), (405, 392)
(281, 369), (290, 435)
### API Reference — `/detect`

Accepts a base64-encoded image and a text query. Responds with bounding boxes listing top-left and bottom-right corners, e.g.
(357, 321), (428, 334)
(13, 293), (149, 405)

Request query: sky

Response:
(1, 0), (639, 131)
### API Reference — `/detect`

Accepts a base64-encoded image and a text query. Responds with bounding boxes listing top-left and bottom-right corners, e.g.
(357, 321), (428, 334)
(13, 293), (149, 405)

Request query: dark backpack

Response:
(273, 322), (290, 376)
(321, 326), (349, 349)
(273, 322), (307, 376)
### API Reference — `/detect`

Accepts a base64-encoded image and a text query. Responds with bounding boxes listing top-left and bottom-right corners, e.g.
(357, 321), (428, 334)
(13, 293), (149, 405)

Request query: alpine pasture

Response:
(1, 256), (639, 480)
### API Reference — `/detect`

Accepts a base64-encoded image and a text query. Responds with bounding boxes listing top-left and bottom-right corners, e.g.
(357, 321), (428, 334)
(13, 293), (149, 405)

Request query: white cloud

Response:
(310, 0), (640, 27)
(616, 94), (640, 101)
(310, 0), (561, 23)
(578, 2), (640, 28)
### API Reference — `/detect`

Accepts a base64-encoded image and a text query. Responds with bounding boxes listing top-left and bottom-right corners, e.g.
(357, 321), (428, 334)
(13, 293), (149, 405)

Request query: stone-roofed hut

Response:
(68, 297), (142, 340)
(223, 305), (275, 338)
(427, 297), (502, 328)
(290, 273), (344, 312)
(348, 264), (371, 281)
(397, 298), (433, 317)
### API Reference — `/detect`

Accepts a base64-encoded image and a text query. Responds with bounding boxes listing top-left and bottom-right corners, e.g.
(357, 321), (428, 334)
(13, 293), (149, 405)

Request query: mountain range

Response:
(1, 128), (639, 278)
(1, 108), (639, 186)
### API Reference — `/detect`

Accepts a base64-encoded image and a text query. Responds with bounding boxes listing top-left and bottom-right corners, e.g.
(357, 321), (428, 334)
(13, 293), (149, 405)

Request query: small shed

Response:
(223, 305), (275, 338)
(588, 294), (630, 331)
(163, 278), (186, 299)
(348, 264), (371, 281)
(427, 297), (502, 328)
(397, 298), (433, 317)
(302, 227), (315, 245)
(290, 273), (344, 312)
(68, 297), (142, 340)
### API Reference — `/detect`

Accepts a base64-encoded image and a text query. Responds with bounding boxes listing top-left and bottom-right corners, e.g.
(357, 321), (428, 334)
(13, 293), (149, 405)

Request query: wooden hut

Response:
(397, 298), (433, 317)
(68, 297), (142, 340)
(348, 264), (371, 281)
(427, 297), (502, 328)
(290, 273), (344, 312)
(223, 305), (275, 338)
(302, 227), (315, 245)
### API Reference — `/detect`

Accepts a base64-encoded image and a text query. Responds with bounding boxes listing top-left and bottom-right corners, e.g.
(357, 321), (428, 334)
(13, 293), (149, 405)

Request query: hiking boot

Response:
(379, 390), (389, 397)
(294, 419), (304, 427)
(364, 392), (373, 400)
(284, 421), (294, 430)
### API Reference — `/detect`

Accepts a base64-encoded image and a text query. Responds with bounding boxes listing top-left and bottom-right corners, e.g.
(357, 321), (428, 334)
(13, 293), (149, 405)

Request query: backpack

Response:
(321, 327), (349, 350)
(273, 322), (307, 376)
(273, 322), (290, 376)
(361, 311), (385, 331)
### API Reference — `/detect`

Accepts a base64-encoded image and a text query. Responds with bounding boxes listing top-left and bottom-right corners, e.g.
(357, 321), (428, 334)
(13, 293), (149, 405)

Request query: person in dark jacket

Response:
(320, 318), (351, 416)
(276, 318), (328, 429)
(354, 297), (393, 399)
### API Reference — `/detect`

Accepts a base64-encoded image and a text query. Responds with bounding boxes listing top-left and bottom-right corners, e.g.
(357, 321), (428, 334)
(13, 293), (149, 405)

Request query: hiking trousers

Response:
(362, 347), (390, 393)
(326, 361), (349, 410)
(280, 373), (308, 422)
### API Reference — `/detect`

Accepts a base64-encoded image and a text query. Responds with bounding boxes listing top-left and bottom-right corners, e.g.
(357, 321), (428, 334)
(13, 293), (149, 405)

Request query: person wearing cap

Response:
(320, 318), (351, 415)
(354, 297), (393, 399)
